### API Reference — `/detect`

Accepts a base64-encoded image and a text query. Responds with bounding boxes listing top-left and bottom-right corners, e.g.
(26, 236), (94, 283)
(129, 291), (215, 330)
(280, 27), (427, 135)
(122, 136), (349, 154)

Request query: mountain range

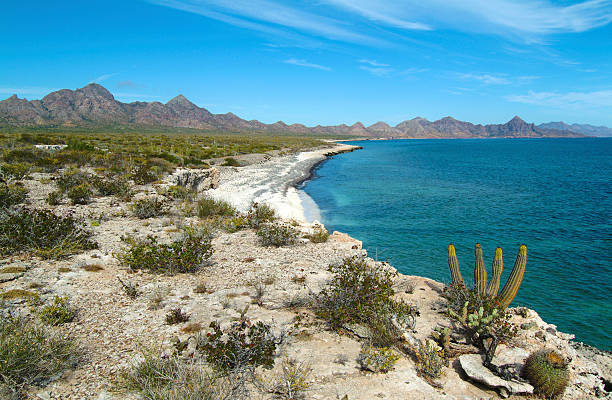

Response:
(0, 83), (605, 138)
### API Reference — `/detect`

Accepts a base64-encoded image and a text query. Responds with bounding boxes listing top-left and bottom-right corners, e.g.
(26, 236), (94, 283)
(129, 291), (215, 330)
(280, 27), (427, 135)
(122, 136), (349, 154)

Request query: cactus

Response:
(467, 306), (499, 335)
(486, 247), (503, 297)
(523, 349), (569, 399)
(497, 245), (527, 309)
(448, 301), (468, 324)
(473, 243), (487, 295)
(447, 243), (464, 288)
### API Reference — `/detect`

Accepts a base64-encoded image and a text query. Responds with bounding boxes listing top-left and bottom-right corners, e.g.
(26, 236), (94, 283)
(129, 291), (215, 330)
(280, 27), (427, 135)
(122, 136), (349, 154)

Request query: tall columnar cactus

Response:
(486, 247), (503, 297)
(496, 244), (527, 309)
(473, 243), (487, 295)
(447, 244), (464, 288)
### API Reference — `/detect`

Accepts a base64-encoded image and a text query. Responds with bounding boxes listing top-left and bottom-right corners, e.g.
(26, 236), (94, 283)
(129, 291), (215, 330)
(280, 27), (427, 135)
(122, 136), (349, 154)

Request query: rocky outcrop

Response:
(166, 167), (220, 192)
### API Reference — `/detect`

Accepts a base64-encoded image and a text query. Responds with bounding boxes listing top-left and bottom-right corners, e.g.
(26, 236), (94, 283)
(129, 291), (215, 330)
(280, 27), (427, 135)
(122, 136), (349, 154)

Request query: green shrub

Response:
(197, 197), (236, 218)
(221, 157), (241, 167)
(164, 185), (191, 200)
(67, 184), (92, 205)
(357, 345), (399, 373)
(0, 310), (76, 397)
(222, 216), (249, 233)
(131, 164), (160, 185)
(131, 197), (167, 219)
(413, 340), (444, 380)
(0, 183), (28, 208)
(0, 163), (32, 180)
(92, 176), (132, 200)
(46, 191), (62, 205)
(523, 349), (569, 399)
(256, 223), (299, 247)
(0, 208), (97, 258)
(246, 203), (276, 228)
(56, 169), (91, 193)
(315, 257), (418, 347)
(197, 319), (277, 372)
(116, 229), (212, 274)
(39, 296), (75, 326)
(165, 308), (190, 325)
(307, 225), (329, 243)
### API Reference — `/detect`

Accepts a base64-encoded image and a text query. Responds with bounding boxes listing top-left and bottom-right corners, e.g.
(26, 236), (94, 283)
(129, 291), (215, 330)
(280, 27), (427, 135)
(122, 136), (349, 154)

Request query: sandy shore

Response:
(208, 143), (361, 222)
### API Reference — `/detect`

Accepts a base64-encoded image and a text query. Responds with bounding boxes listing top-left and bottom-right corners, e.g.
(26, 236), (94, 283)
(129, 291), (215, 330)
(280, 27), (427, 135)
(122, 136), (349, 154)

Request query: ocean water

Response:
(301, 138), (612, 350)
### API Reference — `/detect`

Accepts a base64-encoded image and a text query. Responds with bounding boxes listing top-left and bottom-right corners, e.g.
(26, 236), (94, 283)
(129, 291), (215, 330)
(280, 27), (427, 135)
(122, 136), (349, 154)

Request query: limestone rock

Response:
(459, 354), (534, 397)
(167, 167), (219, 192)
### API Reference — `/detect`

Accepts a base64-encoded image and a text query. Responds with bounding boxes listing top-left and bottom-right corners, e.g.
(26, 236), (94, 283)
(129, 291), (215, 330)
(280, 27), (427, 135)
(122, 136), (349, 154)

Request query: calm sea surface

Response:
(302, 138), (612, 350)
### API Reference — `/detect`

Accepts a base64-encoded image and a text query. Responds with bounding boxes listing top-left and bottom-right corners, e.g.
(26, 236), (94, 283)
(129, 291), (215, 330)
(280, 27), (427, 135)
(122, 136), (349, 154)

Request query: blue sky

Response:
(2, 0), (612, 126)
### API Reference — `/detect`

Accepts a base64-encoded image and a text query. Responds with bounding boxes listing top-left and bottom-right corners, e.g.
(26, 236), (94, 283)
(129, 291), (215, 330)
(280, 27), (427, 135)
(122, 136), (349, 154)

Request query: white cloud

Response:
(359, 65), (393, 76)
(506, 89), (612, 108)
(283, 58), (331, 71)
(458, 73), (511, 85)
(359, 59), (390, 67)
(91, 73), (118, 83)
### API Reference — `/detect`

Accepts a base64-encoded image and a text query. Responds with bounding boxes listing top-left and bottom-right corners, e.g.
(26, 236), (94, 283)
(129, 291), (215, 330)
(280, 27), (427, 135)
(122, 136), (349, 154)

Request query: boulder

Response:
(167, 168), (219, 192)
(459, 354), (534, 398)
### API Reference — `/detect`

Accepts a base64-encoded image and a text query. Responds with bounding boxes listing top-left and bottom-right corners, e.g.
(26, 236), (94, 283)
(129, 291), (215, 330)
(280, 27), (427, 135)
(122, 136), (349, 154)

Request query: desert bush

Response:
(117, 277), (140, 299)
(256, 223), (299, 247)
(523, 349), (569, 399)
(166, 308), (190, 325)
(246, 202), (276, 228)
(357, 345), (399, 373)
(197, 319), (277, 373)
(221, 157), (241, 167)
(46, 190), (62, 205)
(163, 185), (191, 200)
(39, 296), (75, 326)
(222, 215), (249, 233)
(0, 183), (28, 208)
(67, 184), (92, 205)
(315, 257), (418, 347)
(0, 162), (32, 180)
(131, 197), (168, 219)
(413, 340), (444, 380)
(116, 350), (232, 400)
(307, 225), (329, 243)
(265, 358), (312, 399)
(0, 208), (97, 258)
(197, 197), (236, 218)
(0, 310), (77, 397)
(116, 228), (212, 274)
(92, 176), (132, 200)
(56, 169), (91, 193)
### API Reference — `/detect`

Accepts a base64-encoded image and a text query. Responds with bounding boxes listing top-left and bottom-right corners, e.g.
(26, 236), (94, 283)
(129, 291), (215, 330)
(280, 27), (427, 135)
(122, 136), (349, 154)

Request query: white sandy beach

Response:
(208, 143), (361, 222)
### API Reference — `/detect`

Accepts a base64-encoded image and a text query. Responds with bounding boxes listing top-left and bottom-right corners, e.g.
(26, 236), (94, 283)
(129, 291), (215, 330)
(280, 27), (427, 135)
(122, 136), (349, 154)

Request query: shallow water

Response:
(301, 138), (612, 350)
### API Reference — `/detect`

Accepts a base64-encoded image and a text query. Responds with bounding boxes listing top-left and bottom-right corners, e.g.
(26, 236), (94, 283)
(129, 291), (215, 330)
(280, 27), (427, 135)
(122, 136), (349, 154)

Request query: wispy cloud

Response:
(506, 89), (612, 108)
(283, 58), (331, 71)
(359, 59), (390, 67)
(359, 65), (393, 76)
(0, 87), (57, 97)
(91, 73), (118, 83)
(458, 73), (511, 85)
(117, 80), (138, 88)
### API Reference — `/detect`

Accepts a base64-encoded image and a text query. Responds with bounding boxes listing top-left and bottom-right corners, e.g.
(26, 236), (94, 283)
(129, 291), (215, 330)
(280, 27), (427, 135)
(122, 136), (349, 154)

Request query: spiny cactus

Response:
(486, 247), (503, 297)
(474, 243), (487, 295)
(447, 244), (465, 288)
(523, 349), (569, 399)
(497, 245), (527, 309)
(467, 306), (499, 335)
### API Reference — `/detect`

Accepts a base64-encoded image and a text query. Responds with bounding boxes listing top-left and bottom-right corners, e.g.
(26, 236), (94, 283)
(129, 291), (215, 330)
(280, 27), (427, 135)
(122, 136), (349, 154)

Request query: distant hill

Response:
(538, 122), (612, 137)
(0, 84), (587, 138)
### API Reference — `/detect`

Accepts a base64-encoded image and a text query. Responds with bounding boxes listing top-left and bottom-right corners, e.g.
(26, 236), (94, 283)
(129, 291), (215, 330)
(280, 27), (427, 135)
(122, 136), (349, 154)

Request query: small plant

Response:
(0, 310), (77, 397)
(197, 196), (236, 218)
(147, 287), (168, 310)
(39, 296), (75, 325)
(256, 223), (299, 247)
(67, 183), (92, 205)
(131, 197), (167, 219)
(194, 282), (209, 294)
(307, 225), (329, 243)
(164, 185), (191, 200)
(197, 318), (277, 372)
(81, 264), (104, 272)
(117, 277), (140, 299)
(251, 280), (268, 306)
(266, 358), (312, 399)
(246, 202), (276, 228)
(56, 169), (91, 193)
(413, 340), (444, 380)
(0, 183), (28, 209)
(92, 176), (132, 200)
(523, 349), (569, 399)
(357, 345), (399, 373)
(46, 190), (62, 205)
(0, 162), (32, 180)
(0, 289), (38, 300)
(131, 164), (160, 185)
(221, 157), (241, 167)
(222, 215), (249, 232)
(181, 322), (203, 333)
(0, 208), (97, 258)
(116, 228), (213, 274)
(166, 308), (190, 325)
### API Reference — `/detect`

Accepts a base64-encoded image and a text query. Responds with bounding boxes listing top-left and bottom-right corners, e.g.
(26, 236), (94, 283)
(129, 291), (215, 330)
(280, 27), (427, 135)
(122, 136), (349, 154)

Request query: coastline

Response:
(208, 142), (361, 222)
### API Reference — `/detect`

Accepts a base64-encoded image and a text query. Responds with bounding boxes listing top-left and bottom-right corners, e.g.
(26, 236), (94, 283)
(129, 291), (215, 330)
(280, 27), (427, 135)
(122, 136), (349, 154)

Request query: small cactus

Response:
(447, 244), (465, 288)
(523, 349), (569, 399)
(486, 247), (503, 297)
(497, 245), (527, 309)
(474, 243), (487, 295)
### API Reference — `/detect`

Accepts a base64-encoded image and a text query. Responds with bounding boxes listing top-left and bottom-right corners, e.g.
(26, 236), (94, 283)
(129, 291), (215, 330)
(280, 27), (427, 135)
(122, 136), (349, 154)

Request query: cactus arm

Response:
(496, 245), (527, 309)
(486, 247), (503, 297)
(474, 243), (487, 295)
(448, 243), (465, 288)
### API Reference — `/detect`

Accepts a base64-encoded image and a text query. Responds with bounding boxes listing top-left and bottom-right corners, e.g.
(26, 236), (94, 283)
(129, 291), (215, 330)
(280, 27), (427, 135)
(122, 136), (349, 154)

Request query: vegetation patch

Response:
(523, 349), (569, 399)
(66, 184), (92, 205)
(307, 225), (329, 243)
(357, 345), (399, 373)
(0, 289), (37, 300)
(0, 266), (27, 274)
(116, 228), (213, 274)
(81, 264), (104, 272)
(0, 183), (28, 209)
(246, 202), (276, 229)
(131, 197), (168, 219)
(165, 308), (190, 325)
(197, 196), (236, 218)
(0, 208), (97, 258)
(39, 296), (75, 326)
(256, 223), (299, 247)
(221, 157), (241, 167)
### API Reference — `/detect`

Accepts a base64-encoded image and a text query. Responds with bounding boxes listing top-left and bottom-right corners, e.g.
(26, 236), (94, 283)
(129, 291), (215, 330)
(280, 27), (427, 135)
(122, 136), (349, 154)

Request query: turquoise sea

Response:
(302, 138), (612, 350)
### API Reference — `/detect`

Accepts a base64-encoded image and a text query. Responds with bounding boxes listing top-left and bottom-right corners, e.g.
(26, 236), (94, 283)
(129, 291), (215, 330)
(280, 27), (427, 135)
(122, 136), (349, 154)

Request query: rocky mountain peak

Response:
(77, 83), (115, 100)
(166, 94), (194, 107)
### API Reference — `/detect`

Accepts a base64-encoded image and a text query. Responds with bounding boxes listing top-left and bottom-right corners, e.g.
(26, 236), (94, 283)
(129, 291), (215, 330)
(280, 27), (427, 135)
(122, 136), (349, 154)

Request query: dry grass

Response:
(181, 322), (203, 334)
(0, 289), (37, 300)
(81, 264), (104, 272)
(0, 266), (27, 274)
